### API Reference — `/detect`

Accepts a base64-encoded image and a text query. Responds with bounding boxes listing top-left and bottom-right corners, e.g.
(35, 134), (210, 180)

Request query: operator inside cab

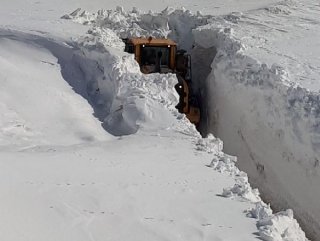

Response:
(140, 46), (170, 74)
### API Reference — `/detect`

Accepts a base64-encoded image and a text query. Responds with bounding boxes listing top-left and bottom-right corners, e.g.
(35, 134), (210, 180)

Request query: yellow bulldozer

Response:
(123, 37), (201, 126)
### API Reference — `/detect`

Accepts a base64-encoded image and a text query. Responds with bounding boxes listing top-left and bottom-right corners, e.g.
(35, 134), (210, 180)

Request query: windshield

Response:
(141, 46), (170, 67)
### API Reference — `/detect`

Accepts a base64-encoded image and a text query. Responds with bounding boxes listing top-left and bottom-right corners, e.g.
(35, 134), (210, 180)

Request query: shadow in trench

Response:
(191, 44), (217, 137)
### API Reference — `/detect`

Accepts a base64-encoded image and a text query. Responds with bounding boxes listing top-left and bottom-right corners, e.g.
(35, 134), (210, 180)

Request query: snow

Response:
(189, 0), (320, 238)
(0, 31), (111, 147)
(0, 0), (314, 240)
(0, 131), (260, 241)
(257, 209), (307, 241)
(238, 0), (320, 91)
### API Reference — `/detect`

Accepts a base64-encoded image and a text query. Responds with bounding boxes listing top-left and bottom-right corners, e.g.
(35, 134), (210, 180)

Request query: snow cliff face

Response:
(191, 1), (320, 239)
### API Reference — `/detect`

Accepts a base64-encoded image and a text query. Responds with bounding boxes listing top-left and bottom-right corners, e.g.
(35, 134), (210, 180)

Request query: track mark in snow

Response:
(41, 60), (56, 65)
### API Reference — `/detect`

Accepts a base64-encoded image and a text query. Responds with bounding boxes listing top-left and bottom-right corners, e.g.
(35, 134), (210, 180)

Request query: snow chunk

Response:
(208, 154), (238, 175)
(247, 202), (273, 220)
(62, 8), (96, 25)
(247, 203), (308, 240)
(257, 209), (309, 241)
(222, 173), (261, 202)
(196, 133), (223, 153)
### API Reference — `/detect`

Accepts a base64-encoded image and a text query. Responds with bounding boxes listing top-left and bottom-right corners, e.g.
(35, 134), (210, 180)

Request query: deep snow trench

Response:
(62, 4), (320, 240)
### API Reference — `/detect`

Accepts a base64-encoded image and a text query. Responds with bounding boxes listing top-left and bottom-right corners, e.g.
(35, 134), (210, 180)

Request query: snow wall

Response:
(193, 23), (320, 240)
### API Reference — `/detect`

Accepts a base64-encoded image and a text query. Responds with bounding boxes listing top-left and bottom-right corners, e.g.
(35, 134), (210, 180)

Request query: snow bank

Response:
(0, 30), (112, 147)
(70, 39), (180, 136)
(192, 1), (320, 239)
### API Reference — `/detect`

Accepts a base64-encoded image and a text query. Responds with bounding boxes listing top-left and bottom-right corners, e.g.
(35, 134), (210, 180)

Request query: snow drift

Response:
(0, 30), (112, 147)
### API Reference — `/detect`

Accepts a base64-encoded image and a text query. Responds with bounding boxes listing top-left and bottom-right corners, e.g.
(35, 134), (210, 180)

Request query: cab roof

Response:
(126, 37), (177, 46)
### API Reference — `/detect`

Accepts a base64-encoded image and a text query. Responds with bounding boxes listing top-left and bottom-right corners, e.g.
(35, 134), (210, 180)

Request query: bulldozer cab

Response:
(124, 37), (177, 74)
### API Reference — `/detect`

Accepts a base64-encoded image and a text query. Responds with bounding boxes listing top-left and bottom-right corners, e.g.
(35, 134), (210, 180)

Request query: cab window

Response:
(141, 46), (170, 67)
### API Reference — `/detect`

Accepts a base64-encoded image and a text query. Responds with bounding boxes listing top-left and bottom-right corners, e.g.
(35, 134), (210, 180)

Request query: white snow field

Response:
(0, 0), (314, 240)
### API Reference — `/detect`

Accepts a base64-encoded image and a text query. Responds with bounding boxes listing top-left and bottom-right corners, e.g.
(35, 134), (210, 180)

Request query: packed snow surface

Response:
(0, 0), (314, 240)
(0, 129), (261, 241)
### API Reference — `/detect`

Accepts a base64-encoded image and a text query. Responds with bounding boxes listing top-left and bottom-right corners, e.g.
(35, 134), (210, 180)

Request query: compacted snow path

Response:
(0, 130), (261, 241)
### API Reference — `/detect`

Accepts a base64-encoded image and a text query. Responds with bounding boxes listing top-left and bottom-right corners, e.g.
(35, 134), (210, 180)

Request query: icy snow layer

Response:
(191, 0), (320, 239)
(63, 6), (308, 240)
